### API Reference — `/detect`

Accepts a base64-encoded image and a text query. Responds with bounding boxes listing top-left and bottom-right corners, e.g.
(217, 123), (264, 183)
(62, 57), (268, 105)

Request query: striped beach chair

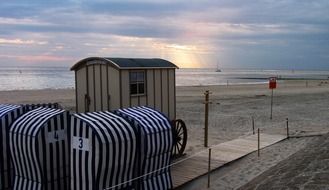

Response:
(22, 103), (61, 112)
(115, 106), (173, 190)
(9, 107), (70, 190)
(0, 105), (24, 190)
(71, 111), (137, 190)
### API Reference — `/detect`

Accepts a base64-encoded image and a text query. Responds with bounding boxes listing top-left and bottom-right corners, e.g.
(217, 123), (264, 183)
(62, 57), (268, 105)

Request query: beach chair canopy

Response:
(9, 107), (70, 190)
(23, 102), (60, 112)
(0, 104), (24, 190)
(114, 106), (173, 190)
(71, 111), (137, 190)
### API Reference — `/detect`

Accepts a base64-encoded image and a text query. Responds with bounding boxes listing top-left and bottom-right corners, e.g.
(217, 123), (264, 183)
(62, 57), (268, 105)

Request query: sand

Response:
(1, 79), (329, 189)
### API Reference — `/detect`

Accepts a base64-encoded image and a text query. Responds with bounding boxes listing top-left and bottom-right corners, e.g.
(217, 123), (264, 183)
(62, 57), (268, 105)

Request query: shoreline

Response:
(1, 78), (328, 92)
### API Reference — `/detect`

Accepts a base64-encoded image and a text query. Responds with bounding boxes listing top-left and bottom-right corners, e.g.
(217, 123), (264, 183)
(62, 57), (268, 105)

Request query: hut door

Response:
(86, 64), (109, 112)
(87, 65), (96, 112)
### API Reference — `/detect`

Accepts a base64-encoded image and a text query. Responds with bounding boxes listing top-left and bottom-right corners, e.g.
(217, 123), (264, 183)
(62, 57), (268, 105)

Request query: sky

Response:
(0, 0), (328, 69)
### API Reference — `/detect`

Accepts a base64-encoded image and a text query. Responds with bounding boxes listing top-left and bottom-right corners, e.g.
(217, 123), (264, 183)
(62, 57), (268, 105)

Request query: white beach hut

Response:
(71, 57), (178, 120)
(9, 107), (70, 190)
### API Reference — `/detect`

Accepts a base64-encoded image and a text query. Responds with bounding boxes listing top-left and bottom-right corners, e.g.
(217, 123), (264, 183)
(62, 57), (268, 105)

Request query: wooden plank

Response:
(171, 133), (286, 189)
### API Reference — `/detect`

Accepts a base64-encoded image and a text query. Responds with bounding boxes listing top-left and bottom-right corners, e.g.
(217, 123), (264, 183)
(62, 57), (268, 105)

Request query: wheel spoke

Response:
(172, 119), (187, 158)
(177, 125), (182, 134)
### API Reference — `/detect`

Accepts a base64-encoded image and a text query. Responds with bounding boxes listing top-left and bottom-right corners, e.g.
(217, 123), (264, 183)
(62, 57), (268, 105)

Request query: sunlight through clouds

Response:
(0, 0), (328, 69)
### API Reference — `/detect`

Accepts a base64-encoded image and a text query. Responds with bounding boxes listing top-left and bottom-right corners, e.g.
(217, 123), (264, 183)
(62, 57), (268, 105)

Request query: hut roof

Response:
(71, 57), (178, 70)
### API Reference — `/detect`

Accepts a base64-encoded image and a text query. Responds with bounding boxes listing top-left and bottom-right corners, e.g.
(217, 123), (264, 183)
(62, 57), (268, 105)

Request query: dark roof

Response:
(71, 57), (178, 70)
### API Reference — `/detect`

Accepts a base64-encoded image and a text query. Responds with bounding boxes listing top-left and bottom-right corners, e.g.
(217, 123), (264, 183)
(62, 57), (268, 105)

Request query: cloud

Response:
(0, 54), (74, 63)
(0, 38), (47, 45)
(0, 0), (328, 69)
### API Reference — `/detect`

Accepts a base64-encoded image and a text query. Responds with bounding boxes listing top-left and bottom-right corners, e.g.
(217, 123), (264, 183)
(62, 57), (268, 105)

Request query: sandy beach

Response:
(1, 80), (328, 189)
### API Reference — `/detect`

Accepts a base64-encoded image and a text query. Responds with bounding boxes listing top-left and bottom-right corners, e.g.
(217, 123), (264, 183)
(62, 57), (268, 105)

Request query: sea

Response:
(0, 66), (329, 91)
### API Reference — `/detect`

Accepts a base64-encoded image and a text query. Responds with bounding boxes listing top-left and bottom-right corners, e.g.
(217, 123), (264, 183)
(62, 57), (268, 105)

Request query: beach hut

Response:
(115, 106), (173, 190)
(9, 107), (70, 190)
(71, 57), (178, 120)
(70, 111), (137, 190)
(0, 104), (24, 190)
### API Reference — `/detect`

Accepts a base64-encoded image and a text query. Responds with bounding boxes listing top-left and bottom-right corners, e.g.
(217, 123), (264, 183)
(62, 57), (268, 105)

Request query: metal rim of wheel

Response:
(172, 119), (187, 158)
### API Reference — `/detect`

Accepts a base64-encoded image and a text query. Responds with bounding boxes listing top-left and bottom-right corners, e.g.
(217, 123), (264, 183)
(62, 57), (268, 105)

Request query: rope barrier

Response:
(102, 109), (327, 190)
(103, 147), (211, 190)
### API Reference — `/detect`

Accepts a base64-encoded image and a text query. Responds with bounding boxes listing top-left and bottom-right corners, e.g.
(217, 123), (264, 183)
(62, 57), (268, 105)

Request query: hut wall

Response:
(153, 69), (162, 112)
(9, 108), (70, 190)
(168, 69), (176, 119)
(76, 63), (122, 113)
(87, 65), (96, 112)
(100, 64), (108, 110)
(120, 70), (130, 108)
(161, 69), (169, 116)
(94, 65), (102, 111)
(146, 70), (155, 108)
(119, 69), (176, 120)
(76, 67), (87, 113)
(107, 66), (120, 110)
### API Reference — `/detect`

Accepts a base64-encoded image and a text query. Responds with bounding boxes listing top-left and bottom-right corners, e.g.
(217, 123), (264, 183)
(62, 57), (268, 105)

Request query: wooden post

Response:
(204, 90), (210, 147)
(227, 80), (229, 87)
(270, 89), (274, 120)
(252, 116), (255, 135)
(257, 128), (260, 157)
(286, 118), (289, 138)
(207, 148), (212, 188)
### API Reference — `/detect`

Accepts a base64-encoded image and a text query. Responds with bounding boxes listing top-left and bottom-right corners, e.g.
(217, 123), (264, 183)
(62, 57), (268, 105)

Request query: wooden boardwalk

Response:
(171, 133), (286, 189)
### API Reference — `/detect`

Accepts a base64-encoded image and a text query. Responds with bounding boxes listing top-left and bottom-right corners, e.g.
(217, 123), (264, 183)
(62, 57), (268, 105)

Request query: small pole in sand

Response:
(286, 118), (289, 138)
(269, 77), (277, 120)
(227, 80), (229, 87)
(252, 116), (255, 135)
(270, 88), (274, 120)
(207, 148), (212, 188)
(204, 90), (212, 147)
(257, 128), (260, 157)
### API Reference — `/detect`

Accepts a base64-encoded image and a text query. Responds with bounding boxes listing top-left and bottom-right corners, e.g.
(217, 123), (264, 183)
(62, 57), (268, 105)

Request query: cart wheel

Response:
(172, 119), (187, 158)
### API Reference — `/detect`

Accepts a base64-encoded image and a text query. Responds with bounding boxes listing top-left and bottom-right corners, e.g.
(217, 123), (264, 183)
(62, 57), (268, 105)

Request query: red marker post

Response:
(269, 77), (277, 119)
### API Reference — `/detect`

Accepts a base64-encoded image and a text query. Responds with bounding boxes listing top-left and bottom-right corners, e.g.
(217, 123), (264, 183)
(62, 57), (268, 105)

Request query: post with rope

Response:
(257, 128), (260, 157)
(207, 148), (212, 188)
(204, 90), (212, 147)
(252, 116), (255, 135)
(286, 118), (289, 138)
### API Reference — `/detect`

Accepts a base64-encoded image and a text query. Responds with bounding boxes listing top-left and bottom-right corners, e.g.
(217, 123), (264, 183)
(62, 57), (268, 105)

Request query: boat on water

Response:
(216, 61), (221, 72)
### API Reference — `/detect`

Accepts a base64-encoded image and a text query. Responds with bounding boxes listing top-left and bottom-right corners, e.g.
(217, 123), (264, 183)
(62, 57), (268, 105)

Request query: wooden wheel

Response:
(172, 119), (187, 158)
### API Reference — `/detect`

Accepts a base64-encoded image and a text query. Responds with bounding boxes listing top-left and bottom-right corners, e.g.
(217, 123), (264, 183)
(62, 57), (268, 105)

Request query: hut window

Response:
(130, 71), (145, 95)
